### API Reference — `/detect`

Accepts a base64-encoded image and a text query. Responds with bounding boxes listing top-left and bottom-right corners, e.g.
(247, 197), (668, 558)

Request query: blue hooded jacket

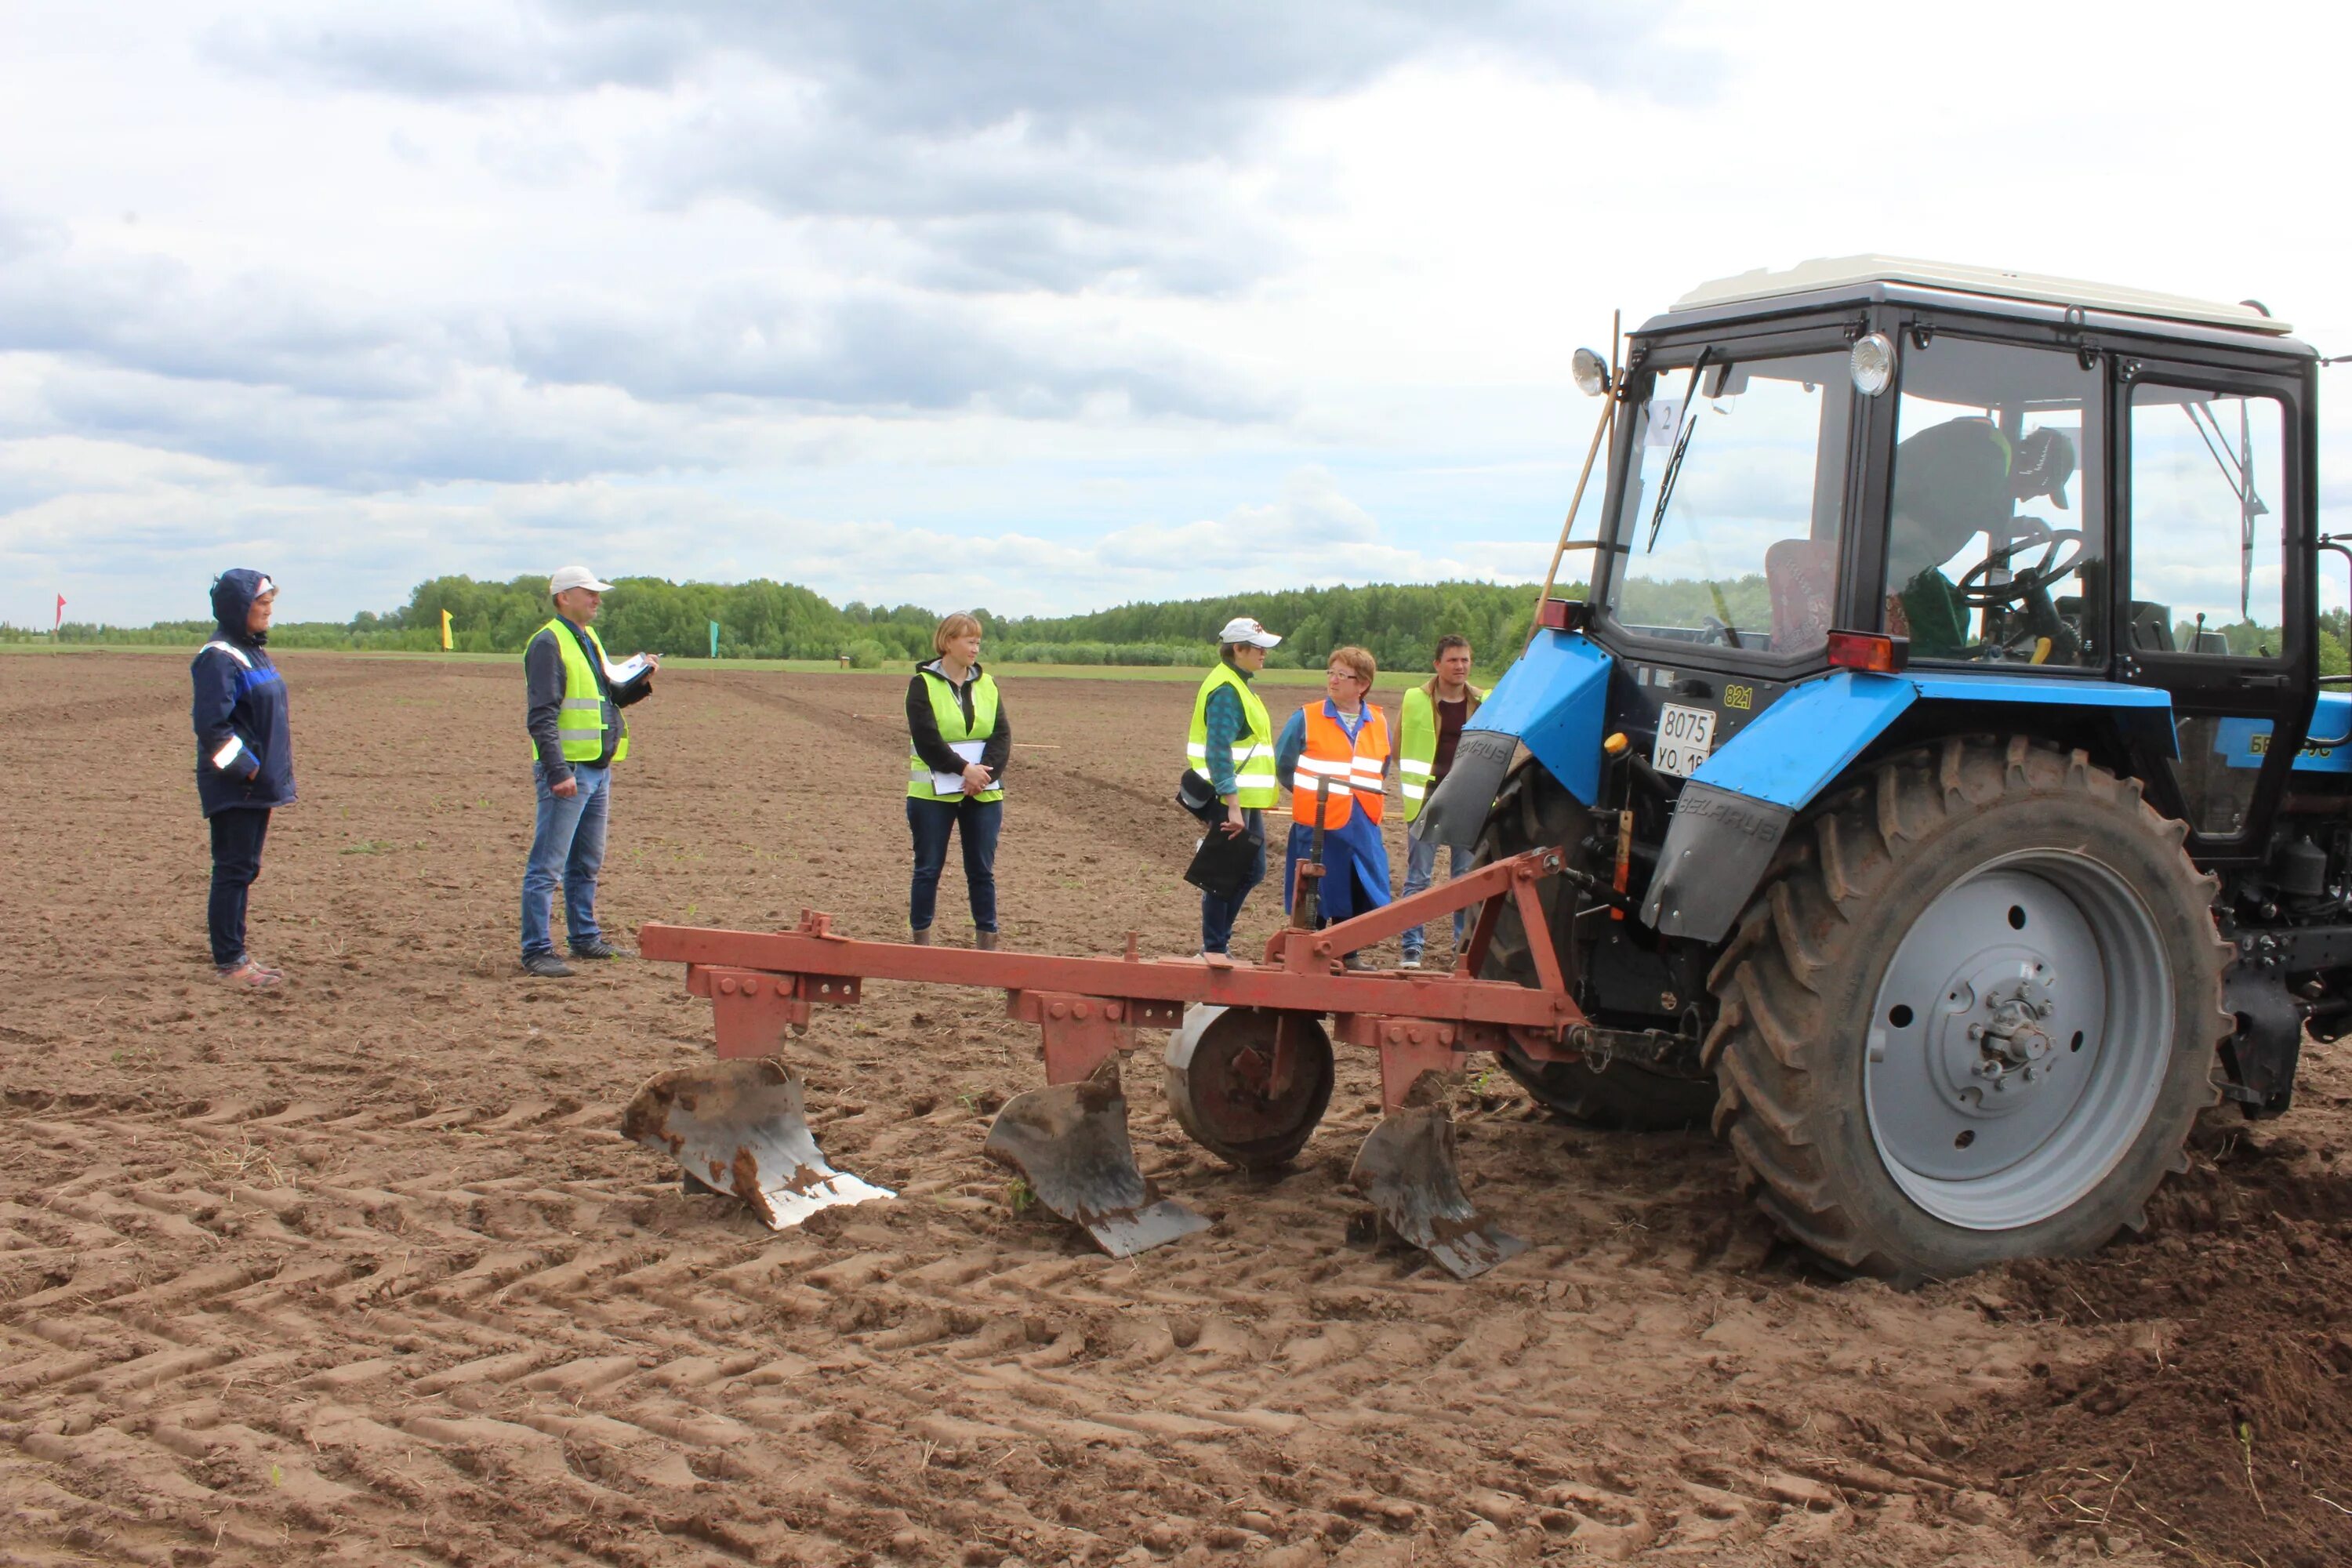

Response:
(191, 568), (296, 817)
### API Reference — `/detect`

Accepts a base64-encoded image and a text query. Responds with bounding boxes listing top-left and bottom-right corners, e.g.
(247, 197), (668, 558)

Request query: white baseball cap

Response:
(549, 565), (615, 594)
(1216, 616), (1282, 648)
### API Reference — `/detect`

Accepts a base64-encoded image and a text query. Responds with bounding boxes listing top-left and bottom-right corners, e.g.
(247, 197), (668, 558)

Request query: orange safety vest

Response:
(1291, 702), (1390, 829)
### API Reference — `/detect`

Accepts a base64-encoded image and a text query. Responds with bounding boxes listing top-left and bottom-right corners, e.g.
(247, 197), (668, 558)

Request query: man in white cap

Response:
(520, 566), (659, 978)
(1185, 615), (1283, 956)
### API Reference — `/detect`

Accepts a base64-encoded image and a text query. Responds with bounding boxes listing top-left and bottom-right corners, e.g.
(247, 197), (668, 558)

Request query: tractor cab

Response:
(1570, 259), (2321, 896)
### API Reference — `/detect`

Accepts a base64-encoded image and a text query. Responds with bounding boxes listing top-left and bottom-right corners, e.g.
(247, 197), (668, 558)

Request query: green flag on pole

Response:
(709, 620), (720, 658)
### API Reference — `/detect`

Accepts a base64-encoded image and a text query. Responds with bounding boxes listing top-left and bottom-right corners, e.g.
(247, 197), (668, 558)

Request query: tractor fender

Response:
(1412, 629), (1611, 853)
(1642, 672), (2176, 942)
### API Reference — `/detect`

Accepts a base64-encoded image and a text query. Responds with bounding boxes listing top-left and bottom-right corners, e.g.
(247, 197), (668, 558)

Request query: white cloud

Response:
(2, 0), (2347, 635)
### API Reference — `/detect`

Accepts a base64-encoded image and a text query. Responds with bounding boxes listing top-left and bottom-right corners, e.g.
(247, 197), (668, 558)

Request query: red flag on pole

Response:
(53, 594), (65, 631)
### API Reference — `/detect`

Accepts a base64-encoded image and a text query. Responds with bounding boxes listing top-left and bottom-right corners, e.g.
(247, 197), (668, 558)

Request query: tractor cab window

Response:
(1882, 336), (2104, 667)
(2126, 385), (2286, 657)
(1607, 349), (1852, 655)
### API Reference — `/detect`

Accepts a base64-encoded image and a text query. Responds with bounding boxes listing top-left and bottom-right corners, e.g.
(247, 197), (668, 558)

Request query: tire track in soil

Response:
(0, 1085), (2036, 1567)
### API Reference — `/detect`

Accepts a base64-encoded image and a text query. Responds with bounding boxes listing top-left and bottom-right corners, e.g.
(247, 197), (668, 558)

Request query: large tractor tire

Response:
(1706, 736), (2230, 1284)
(1479, 765), (1719, 1131)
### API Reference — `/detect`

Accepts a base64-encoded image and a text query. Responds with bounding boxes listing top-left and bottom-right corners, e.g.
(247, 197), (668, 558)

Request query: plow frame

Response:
(643, 844), (1592, 1116)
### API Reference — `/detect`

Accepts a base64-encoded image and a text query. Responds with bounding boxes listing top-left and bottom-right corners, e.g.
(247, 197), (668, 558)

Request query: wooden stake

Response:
(1527, 310), (1622, 650)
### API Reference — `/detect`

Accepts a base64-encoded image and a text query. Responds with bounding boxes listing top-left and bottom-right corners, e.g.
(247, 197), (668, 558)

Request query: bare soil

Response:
(4, 650), (2350, 1566)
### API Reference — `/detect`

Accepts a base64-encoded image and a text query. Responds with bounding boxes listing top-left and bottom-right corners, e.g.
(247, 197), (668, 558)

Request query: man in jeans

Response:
(521, 566), (659, 978)
(1399, 635), (1486, 969)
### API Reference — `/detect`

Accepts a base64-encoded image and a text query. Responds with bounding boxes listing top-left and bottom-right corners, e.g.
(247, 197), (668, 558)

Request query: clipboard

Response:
(930, 740), (996, 795)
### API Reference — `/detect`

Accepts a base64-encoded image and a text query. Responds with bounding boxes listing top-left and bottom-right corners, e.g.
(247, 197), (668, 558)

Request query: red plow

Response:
(630, 844), (1653, 1278)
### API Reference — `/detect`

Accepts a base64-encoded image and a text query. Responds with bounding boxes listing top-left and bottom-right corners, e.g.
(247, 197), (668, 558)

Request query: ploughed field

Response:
(5, 649), (2352, 1568)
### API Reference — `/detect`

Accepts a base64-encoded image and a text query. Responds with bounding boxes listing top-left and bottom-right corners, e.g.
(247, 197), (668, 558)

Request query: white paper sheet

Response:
(604, 652), (652, 685)
(930, 739), (993, 794)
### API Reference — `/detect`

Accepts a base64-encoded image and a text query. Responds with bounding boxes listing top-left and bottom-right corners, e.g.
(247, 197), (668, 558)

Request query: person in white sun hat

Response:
(519, 566), (659, 978)
(1184, 615), (1283, 956)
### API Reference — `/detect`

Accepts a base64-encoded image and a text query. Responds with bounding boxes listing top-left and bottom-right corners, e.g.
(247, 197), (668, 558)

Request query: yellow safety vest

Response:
(537, 618), (630, 765)
(1185, 662), (1278, 808)
(1398, 683), (1486, 822)
(908, 666), (1004, 803)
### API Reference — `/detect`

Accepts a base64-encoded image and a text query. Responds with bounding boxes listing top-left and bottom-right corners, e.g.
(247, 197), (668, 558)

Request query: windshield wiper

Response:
(1645, 349), (1712, 552)
(2183, 400), (2270, 616)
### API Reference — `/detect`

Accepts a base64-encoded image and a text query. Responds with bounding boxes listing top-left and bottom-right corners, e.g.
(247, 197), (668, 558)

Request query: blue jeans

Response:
(521, 762), (611, 956)
(1400, 832), (1468, 959)
(1200, 811), (1265, 956)
(909, 795), (1002, 934)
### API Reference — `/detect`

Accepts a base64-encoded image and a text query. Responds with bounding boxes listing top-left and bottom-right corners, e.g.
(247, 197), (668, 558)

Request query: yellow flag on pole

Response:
(440, 608), (453, 650)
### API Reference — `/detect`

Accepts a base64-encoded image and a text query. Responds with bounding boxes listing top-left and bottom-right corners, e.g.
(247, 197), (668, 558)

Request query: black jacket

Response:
(524, 618), (654, 782)
(906, 660), (1012, 781)
(191, 568), (296, 818)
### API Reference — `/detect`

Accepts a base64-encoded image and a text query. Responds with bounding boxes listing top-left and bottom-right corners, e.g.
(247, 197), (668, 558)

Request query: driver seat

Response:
(1765, 539), (1835, 652)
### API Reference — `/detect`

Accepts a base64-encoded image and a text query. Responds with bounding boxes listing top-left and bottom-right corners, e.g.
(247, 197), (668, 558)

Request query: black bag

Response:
(1175, 768), (1225, 826)
(1183, 822), (1262, 898)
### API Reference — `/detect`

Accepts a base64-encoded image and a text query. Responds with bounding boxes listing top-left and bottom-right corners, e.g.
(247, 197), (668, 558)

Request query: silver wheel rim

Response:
(1864, 851), (2172, 1231)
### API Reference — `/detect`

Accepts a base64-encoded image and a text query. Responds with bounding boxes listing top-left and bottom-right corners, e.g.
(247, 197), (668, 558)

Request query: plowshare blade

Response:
(623, 1056), (892, 1229)
(983, 1055), (1209, 1258)
(1349, 1075), (1526, 1279)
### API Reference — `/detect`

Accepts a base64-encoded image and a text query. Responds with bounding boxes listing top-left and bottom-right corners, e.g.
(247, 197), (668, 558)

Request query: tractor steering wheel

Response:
(1952, 517), (2085, 609)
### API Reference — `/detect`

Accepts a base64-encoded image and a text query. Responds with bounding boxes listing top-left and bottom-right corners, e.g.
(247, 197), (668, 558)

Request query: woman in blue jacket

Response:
(191, 569), (296, 986)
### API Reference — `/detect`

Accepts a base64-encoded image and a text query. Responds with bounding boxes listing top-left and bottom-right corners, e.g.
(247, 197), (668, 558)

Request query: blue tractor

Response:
(1417, 257), (2334, 1283)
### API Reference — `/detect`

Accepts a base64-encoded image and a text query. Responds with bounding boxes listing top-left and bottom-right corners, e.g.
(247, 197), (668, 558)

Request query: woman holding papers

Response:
(905, 613), (1011, 948)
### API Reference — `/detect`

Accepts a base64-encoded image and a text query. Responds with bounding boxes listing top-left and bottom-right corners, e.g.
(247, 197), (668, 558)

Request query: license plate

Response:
(1653, 703), (1716, 779)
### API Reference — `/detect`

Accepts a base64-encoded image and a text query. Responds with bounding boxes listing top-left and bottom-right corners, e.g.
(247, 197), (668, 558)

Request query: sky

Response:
(3, 0), (2347, 629)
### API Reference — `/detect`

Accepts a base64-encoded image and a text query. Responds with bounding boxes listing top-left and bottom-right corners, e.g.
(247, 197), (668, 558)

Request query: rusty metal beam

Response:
(642, 846), (1584, 1034)
(645, 927), (1581, 1031)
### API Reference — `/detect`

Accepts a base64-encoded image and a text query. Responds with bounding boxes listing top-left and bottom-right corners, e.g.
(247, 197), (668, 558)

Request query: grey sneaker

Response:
(1399, 953), (1424, 970)
(569, 938), (630, 960)
(521, 953), (575, 978)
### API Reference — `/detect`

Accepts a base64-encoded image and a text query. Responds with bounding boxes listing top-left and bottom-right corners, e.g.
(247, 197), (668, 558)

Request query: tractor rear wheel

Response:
(1479, 765), (1719, 1131)
(1706, 737), (2228, 1284)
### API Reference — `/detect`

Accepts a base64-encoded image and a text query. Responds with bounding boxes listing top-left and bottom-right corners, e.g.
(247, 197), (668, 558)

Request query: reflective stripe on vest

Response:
(1291, 702), (1389, 829)
(908, 667), (1004, 802)
(1185, 663), (1279, 809)
(537, 618), (630, 765)
(1397, 682), (1486, 822)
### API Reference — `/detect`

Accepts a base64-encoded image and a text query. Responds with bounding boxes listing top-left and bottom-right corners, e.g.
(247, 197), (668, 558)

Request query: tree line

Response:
(16, 573), (1566, 674)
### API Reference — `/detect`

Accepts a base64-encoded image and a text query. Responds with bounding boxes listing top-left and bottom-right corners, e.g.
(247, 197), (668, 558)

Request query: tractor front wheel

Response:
(1707, 737), (2228, 1284)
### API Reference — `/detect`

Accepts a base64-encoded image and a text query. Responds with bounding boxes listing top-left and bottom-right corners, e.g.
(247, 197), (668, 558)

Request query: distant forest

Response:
(17, 574), (1569, 674)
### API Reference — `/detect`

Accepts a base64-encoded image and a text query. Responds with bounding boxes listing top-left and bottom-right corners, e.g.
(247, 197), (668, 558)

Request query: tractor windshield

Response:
(1606, 350), (1852, 655)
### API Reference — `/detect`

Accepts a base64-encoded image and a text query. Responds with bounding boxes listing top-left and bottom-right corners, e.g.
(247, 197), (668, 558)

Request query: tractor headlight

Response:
(1571, 347), (1611, 397)
(1849, 332), (1896, 397)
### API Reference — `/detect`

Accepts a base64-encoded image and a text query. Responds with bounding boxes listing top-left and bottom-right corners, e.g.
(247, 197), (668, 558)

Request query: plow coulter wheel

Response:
(1480, 767), (1719, 1131)
(1707, 737), (2229, 1284)
(1165, 1006), (1335, 1171)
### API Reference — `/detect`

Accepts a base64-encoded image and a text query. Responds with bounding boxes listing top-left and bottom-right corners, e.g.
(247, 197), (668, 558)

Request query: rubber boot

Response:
(976, 929), (1000, 951)
(910, 927), (933, 946)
